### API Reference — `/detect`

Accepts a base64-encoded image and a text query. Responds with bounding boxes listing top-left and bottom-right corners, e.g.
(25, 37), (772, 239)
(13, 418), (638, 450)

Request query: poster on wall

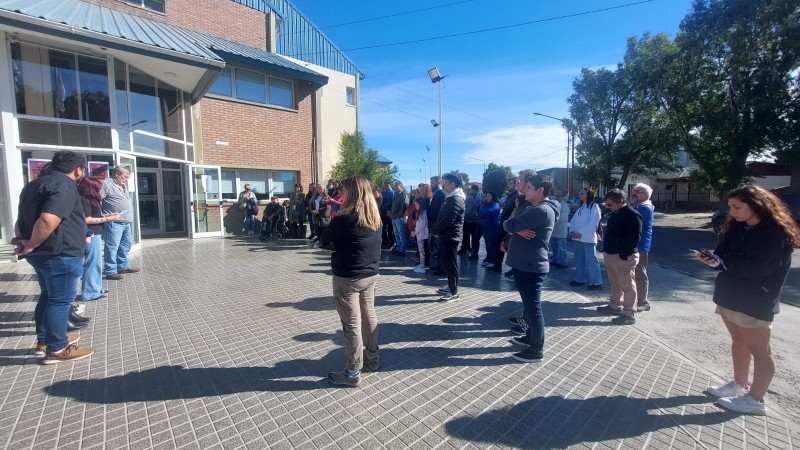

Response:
(138, 176), (149, 194)
(27, 159), (50, 181)
(88, 161), (109, 180)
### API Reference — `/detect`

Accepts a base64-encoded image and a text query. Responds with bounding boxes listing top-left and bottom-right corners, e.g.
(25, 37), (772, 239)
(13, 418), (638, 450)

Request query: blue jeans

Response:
(307, 210), (316, 236)
(430, 234), (443, 270)
(391, 218), (408, 252)
(573, 241), (603, 285)
(103, 221), (132, 276)
(483, 224), (499, 264)
(82, 234), (103, 299)
(550, 237), (567, 265)
(26, 254), (83, 353)
(244, 211), (255, 232)
(513, 269), (546, 354)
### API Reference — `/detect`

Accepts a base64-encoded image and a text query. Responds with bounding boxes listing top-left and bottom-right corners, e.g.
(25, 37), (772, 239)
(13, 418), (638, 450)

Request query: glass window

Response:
(271, 171), (297, 196)
(157, 81), (182, 140)
(183, 93), (193, 142)
(268, 77), (293, 108)
(129, 66), (158, 134)
(78, 56), (110, 123)
(49, 50), (79, 120)
(239, 169), (269, 199)
(221, 170), (237, 200)
(121, 0), (164, 12)
(208, 67), (232, 97)
(114, 60), (129, 127)
(346, 87), (355, 106)
(235, 68), (265, 104)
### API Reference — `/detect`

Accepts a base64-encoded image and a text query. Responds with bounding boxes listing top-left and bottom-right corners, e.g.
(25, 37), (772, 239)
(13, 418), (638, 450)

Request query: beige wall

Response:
(284, 57), (359, 182)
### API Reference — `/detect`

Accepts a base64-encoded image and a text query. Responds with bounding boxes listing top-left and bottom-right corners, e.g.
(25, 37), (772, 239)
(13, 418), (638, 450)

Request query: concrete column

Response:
(0, 33), (24, 243)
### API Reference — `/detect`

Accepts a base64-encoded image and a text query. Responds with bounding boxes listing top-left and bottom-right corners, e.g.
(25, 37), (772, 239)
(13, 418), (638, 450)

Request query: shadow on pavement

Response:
(444, 394), (733, 448)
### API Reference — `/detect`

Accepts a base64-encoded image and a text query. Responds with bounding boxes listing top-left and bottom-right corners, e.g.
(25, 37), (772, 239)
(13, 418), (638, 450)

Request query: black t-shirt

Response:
(17, 173), (86, 258)
(318, 213), (381, 279)
(82, 198), (103, 236)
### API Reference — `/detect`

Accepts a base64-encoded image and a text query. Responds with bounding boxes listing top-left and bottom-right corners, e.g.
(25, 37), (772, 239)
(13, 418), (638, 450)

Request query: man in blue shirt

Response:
(630, 183), (655, 312)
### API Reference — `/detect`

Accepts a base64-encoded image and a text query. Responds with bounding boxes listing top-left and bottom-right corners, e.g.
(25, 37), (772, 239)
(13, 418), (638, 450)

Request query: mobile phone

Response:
(690, 248), (714, 258)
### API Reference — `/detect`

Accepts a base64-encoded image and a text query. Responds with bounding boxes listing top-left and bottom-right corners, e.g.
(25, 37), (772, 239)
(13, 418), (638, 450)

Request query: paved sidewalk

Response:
(0, 237), (798, 449)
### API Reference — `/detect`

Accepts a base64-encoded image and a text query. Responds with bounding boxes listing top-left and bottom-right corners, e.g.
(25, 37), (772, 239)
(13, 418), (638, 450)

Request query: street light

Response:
(466, 156), (486, 176)
(429, 67), (448, 179)
(533, 112), (573, 197)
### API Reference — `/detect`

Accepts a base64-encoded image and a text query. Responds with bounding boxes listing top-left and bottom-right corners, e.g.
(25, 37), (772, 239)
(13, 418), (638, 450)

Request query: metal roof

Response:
(230, 0), (283, 20)
(0, 0), (327, 84)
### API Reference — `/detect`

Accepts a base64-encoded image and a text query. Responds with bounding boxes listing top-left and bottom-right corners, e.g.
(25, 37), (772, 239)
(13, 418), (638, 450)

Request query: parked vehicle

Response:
(711, 190), (800, 236)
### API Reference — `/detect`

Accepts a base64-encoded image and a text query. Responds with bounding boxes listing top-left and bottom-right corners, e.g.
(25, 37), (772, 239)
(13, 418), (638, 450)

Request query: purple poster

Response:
(27, 159), (49, 181)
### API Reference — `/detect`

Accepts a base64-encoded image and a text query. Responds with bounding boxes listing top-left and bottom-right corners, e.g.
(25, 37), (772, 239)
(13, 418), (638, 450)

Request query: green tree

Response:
(447, 170), (470, 185)
(648, 0), (800, 198)
(328, 131), (397, 187)
(482, 162), (514, 183)
(482, 170), (508, 197)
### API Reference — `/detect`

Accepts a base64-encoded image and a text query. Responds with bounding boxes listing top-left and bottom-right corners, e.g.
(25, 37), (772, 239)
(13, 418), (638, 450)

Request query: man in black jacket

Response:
(428, 176), (447, 275)
(431, 174), (466, 301)
(596, 189), (642, 325)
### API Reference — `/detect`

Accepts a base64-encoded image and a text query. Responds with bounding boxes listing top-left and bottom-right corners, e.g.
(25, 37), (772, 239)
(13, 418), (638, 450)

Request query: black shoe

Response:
(587, 284), (602, 291)
(569, 280), (586, 286)
(468, 254), (479, 260)
(504, 270), (514, 279)
(511, 335), (531, 347)
(596, 305), (623, 315)
(69, 310), (91, 324)
(637, 303), (651, 312)
(612, 314), (636, 325)
(482, 258), (488, 263)
(66, 320), (87, 331)
(511, 349), (543, 363)
(510, 324), (528, 335)
(508, 317), (525, 326)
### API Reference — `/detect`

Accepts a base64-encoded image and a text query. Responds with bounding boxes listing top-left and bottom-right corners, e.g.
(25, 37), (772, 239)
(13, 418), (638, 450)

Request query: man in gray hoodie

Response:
(502, 174), (559, 363)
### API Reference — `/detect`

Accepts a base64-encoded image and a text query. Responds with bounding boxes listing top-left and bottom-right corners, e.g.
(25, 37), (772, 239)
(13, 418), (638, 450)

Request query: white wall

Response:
(283, 57), (358, 182)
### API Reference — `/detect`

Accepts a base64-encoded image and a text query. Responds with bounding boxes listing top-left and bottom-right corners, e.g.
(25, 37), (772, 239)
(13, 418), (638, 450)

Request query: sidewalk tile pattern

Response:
(0, 238), (797, 449)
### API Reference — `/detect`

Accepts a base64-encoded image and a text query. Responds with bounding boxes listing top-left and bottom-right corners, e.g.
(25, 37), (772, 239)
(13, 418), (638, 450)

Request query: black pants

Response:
(316, 226), (327, 240)
(442, 240), (459, 295)
(496, 228), (508, 265)
(381, 210), (394, 247)
(422, 238), (431, 268)
(461, 222), (477, 252)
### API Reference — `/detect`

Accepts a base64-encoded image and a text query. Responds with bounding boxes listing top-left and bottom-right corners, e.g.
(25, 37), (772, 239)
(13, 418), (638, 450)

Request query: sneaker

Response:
(363, 354), (380, 372)
(569, 280), (585, 286)
(707, 381), (747, 398)
(508, 317), (526, 326)
(510, 324), (528, 335)
(413, 267), (426, 274)
(439, 293), (460, 302)
(436, 287), (451, 294)
(43, 344), (94, 365)
(637, 303), (651, 312)
(328, 371), (360, 387)
(611, 314), (636, 325)
(587, 284), (602, 291)
(505, 270), (514, 279)
(34, 332), (80, 356)
(511, 350), (543, 363)
(511, 336), (531, 347)
(717, 394), (767, 416)
(596, 305), (623, 315)
(74, 302), (86, 315)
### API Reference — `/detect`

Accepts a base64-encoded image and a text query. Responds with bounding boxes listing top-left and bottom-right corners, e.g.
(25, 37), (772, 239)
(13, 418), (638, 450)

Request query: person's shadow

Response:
(444, 394), (738, 448)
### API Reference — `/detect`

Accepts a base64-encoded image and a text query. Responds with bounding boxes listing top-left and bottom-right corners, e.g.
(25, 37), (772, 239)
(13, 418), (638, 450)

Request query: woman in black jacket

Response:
(697, 185), (799, 416)
(319, 175), (383, 387)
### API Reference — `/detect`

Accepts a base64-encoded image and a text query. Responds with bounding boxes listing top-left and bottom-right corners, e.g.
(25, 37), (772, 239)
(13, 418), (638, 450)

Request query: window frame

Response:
(346, 87), (356, 106)
(207, 66), (296, 110)
(119, 0), (165, 13)
(219, 169), (300, 201)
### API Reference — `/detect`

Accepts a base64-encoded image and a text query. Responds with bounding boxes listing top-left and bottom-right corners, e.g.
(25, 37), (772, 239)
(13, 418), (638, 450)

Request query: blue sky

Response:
(289, 0), (696, 187)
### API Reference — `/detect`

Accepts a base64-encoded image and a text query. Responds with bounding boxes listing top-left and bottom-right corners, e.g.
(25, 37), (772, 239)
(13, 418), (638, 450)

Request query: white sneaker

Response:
(439, 293), (460, 302)
(707, 381), (747, 398)
(413, 267), (426, 274)
(718, 394), (767, 416)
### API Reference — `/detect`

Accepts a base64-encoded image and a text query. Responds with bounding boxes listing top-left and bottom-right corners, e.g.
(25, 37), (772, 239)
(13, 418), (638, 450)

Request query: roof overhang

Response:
(212, 49), (327, 85)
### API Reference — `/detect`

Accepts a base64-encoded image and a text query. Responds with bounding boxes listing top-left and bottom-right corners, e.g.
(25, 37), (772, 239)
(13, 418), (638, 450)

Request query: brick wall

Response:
(86, 0), (267, 49)
(199, 80), (316, 185)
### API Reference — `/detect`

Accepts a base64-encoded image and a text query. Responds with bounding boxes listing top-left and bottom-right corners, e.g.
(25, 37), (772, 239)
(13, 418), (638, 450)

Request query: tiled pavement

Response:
(0, 237), (798, 449)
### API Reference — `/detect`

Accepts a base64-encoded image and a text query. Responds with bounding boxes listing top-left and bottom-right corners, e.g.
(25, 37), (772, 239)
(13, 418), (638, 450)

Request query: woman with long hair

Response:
(411, 197), (430, 274)
(318, 175), (383, 387)
(479, 191), (501, 269)
(697, 185), (799, 415)
(77, 177), (119, 302)
(568, 188), (603, 290)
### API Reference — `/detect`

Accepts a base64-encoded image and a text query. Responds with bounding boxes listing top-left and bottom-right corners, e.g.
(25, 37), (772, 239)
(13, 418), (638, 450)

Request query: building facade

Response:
(0, 0), (360, 247)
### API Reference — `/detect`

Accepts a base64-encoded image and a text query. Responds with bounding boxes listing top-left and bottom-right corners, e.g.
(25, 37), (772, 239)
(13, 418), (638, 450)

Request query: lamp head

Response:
(428, 67), (441, 83)
(431, 119), (439, 127)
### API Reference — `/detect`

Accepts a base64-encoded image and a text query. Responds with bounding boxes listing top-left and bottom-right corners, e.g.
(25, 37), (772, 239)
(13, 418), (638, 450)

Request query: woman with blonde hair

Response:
(697, 185), (799, 415)
(319, 175), (383, 387)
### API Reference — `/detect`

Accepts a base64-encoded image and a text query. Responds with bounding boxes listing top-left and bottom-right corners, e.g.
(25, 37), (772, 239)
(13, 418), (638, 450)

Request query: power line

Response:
(286, 0), (655, 57)
(315, 0), (479, 31)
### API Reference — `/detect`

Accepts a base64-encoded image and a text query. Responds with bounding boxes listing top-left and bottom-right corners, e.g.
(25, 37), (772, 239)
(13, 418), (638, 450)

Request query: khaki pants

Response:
(333, 274), (379, 371)
(635, 251), (649, 305)
(604, 252), (639, 316)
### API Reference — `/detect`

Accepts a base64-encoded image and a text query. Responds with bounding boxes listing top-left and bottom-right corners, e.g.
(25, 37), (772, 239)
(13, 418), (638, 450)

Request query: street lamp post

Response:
(429, 67), (448, 179)
(533, 112), (573, 197)
(467, 156), (486, 178)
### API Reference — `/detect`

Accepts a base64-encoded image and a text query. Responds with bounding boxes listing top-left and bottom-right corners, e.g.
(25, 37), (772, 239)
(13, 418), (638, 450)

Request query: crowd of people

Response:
(14, 151), (797, 416)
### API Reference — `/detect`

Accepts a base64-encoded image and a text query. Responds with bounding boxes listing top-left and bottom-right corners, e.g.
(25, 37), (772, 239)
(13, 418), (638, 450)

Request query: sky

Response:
(289, 0), (697, 187)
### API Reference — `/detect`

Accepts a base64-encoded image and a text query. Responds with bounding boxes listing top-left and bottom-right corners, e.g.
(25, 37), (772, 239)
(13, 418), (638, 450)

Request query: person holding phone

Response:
(101, 166), (139, 280)
(696, 185), (799, 416)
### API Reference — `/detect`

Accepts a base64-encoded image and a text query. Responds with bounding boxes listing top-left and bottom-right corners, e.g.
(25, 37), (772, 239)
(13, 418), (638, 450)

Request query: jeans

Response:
(333, 274), (379, 372)
(82, 234), (103, 299)
(483, 224), (499, 264)
(391, 218), (408, 252)
(307, 210), (316, 236)
(441, 240), (459, 294)
(26, 254), (83, 353)
(514, 269), (546, 355)
(572, 241), (603, 286)
(461, 222), (477, 252)
(103, 222), (132, 276)
(430, 234), (443, 270)
(244, 211), (255, 232)
(550, 237), (567, 265)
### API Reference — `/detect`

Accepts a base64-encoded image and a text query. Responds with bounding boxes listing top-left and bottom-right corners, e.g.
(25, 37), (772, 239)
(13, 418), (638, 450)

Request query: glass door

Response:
(137, 169), (161, 235)
(117, 154), (141, 250)
(188, 165), (223, 237)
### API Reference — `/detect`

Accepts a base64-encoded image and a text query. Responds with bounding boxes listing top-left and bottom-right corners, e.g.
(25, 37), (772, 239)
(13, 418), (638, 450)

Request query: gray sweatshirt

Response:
(502, 198), (559, 273)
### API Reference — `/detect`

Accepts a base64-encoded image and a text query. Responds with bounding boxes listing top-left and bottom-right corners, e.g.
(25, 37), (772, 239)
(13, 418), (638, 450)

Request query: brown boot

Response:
(43, 344), (94, 365)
